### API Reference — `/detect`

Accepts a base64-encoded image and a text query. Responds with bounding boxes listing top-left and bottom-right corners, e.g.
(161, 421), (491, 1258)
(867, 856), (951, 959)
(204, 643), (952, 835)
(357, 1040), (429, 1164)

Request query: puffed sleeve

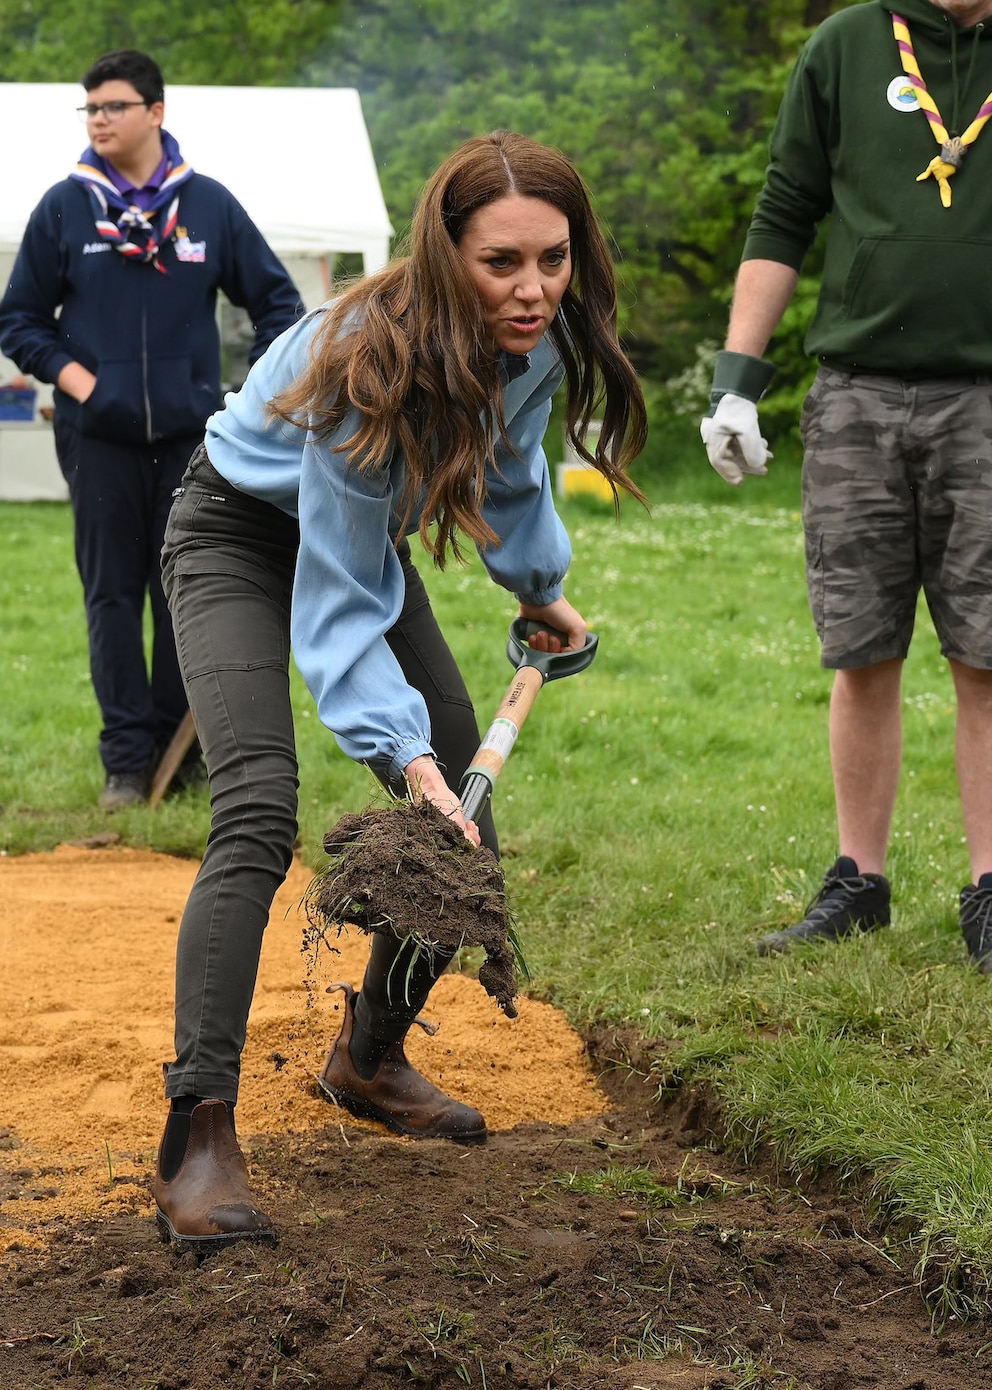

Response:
(290, 429), (435, 782)
(477, 350), (571, 604)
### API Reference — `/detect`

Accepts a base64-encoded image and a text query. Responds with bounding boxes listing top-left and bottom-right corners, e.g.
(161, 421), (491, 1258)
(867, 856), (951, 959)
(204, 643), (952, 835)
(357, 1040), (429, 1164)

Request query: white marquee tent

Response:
(0, 83), (394, 499)
(0, 83), (393, 267)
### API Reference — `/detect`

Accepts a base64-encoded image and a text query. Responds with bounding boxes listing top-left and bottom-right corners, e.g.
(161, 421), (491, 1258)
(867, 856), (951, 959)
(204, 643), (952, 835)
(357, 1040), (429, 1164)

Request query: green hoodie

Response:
(743, 0), (992, 372)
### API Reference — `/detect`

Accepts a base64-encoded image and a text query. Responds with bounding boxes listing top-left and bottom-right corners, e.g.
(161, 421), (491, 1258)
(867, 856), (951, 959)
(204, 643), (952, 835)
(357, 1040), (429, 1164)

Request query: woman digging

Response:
(152, 130), (647, 1250)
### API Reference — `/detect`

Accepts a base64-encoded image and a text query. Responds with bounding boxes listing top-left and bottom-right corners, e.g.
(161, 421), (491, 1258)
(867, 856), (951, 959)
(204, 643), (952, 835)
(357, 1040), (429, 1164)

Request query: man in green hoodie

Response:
(701, 0), (992, 968)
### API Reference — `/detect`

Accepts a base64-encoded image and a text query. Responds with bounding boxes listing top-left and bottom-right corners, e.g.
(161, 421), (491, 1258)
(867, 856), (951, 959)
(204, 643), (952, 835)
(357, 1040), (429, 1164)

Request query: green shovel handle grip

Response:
(505, 617), (598, 680)
(458, 619), (599, 824)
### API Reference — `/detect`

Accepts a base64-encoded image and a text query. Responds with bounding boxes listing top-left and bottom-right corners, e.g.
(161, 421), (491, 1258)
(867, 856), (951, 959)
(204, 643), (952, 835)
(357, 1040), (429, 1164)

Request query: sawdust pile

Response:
(0, 844), (606, 1254)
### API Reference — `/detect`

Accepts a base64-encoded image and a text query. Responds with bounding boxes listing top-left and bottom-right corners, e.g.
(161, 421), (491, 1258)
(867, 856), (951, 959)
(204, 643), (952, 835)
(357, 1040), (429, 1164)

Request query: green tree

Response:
(1, 0), (863, 427)
(317, 0), (859, 425)
(0, 0), (343, 85)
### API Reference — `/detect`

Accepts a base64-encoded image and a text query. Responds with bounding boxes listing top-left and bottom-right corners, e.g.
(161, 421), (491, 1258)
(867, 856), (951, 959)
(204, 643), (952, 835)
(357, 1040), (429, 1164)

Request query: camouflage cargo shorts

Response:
(800, 366), (992, 670)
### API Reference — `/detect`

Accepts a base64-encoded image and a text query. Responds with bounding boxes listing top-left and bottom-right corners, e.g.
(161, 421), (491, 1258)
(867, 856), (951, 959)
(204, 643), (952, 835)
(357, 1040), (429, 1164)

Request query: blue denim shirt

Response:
(204, 306), (571, 778)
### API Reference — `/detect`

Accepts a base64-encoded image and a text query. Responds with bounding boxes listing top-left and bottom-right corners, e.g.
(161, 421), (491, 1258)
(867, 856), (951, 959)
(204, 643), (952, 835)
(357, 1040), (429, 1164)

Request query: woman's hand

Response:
(517, 595), (587, 653)
(403, 754), (481, 847)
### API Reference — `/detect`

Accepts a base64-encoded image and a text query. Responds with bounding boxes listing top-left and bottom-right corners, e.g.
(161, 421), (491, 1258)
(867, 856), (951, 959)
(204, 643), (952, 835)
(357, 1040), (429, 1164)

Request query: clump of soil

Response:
(308, 801), (518, 1015)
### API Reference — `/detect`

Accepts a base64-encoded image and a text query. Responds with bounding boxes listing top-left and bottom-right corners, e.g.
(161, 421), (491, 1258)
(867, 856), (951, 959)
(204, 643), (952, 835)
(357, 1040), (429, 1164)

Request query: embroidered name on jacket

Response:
(82, 241), (112, 254)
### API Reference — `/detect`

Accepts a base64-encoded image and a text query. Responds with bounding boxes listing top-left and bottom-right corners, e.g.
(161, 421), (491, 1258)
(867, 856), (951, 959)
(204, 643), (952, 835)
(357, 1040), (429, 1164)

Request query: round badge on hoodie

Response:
(886, 75), (921, 111)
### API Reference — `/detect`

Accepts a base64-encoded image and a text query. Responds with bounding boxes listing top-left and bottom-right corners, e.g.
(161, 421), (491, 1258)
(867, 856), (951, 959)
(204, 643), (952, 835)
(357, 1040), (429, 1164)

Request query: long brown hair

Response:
(271, 130), (647, 564)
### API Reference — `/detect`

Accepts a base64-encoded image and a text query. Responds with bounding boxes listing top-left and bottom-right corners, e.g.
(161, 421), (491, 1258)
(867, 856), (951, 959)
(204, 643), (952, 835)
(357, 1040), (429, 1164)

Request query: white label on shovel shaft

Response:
(477, 718), (519, 761)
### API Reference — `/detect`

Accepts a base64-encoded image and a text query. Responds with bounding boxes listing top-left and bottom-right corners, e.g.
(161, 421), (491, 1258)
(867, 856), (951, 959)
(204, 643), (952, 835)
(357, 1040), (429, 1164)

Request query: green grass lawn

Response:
(3, 438), (991, 1319)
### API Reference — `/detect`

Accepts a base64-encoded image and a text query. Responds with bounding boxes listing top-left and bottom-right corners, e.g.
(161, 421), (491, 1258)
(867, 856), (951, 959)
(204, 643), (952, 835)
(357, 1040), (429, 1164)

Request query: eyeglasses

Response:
(76, 100), (149, 123)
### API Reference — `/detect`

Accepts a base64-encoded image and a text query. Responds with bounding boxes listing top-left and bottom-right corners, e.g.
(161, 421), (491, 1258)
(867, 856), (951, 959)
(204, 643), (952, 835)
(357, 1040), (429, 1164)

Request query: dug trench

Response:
(0, 843), (988, 1389)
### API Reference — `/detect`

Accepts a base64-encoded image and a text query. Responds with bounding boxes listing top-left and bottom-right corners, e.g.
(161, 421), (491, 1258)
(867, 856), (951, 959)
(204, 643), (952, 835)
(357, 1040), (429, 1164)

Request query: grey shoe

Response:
(98, 769), (150, 812)
(756, 856), (891, 956)
(960, 873), (992, 975)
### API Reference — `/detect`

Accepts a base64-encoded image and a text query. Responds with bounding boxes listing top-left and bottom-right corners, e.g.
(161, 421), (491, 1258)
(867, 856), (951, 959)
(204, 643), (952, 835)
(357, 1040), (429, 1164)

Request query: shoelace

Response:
(803, 872), (874, 924)
(962, 887), (992, 946)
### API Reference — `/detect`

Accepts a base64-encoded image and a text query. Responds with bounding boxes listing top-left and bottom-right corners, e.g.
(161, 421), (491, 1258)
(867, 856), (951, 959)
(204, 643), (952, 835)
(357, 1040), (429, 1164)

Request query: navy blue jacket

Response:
(0, 173), (304, 444)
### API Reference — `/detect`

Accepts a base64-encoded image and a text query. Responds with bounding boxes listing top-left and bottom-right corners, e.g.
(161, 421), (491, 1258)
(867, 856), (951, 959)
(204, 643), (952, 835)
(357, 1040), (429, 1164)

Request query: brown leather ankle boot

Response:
(152, 1100), (277, 1251)
(317, 983), (487, 1143)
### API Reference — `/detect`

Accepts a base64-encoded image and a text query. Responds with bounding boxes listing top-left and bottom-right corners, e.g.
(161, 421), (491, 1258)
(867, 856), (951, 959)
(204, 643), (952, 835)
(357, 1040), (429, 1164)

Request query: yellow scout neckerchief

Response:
(892, 11), (992, 206)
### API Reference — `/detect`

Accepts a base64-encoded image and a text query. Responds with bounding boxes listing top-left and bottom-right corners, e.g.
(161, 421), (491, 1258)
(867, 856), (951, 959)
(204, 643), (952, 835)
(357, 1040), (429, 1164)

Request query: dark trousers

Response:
(55, 419), (200, 773)
(161, 447), (497, 1102)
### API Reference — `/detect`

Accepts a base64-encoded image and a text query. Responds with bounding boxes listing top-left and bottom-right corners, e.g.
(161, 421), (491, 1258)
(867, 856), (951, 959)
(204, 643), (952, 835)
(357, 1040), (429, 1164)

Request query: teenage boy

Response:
(0, 49), (303, 808)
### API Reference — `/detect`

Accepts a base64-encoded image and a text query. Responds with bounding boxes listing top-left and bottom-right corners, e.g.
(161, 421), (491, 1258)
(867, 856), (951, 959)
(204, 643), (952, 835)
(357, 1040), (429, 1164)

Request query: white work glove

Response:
(700, 392), (772, 486)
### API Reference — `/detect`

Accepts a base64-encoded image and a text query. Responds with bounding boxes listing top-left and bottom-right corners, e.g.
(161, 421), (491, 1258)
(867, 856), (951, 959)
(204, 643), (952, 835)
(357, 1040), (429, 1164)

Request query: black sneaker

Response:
(756, 856), (891, 956)
(960, 873), (992, 975)
(98, 769), (150, 812)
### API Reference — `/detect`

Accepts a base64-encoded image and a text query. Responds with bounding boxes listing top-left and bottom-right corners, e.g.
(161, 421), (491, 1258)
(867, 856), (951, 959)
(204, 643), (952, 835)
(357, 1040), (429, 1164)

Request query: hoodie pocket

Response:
(79, 359), (146, 439)
(836, 235), (992, 356)
(148, 354), (215, 440)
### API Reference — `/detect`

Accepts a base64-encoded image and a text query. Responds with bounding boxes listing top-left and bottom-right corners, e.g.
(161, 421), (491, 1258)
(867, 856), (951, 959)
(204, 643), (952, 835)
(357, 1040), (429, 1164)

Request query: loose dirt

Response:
(0, 844), (989, 1389)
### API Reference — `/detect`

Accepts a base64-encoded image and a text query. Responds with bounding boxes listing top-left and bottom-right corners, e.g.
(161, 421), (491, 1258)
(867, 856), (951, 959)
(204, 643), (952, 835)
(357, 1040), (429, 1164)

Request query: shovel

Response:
(148, 709), (198, 809)
(151, 620), (597, 814)
(458, 617), (598, 824)
(306, 618), (598, 1018)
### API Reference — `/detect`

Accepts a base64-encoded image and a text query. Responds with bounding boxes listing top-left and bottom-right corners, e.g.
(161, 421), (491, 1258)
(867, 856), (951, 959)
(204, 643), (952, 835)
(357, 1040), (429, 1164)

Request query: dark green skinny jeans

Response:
(161, 446), (497, 1102)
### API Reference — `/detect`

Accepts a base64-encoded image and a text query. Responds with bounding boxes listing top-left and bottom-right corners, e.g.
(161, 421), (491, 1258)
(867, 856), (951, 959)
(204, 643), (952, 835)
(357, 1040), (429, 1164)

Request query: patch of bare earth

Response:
(0, 847), (988, 1389)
